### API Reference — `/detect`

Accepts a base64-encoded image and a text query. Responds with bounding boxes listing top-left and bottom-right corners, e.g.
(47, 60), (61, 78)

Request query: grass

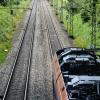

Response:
(0, 0), (31, 64)
(51, 0), (100, 48)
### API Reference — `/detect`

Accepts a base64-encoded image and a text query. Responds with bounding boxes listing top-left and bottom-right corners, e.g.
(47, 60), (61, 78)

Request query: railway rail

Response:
(2, 0), (37, 100)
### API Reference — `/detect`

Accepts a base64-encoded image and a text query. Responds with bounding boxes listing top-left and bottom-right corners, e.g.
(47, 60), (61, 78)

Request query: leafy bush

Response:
(0, 0), (30, 63)
(81, 10), (91, 22)
(52, 0), (100, 48)
(0, 0), (8, 6)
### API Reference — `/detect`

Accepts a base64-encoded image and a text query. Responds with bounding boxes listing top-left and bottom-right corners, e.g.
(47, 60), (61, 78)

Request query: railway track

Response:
(2, 0), (37, 100)
(41, 0), (63, 57)
(41, 1), (64, 100)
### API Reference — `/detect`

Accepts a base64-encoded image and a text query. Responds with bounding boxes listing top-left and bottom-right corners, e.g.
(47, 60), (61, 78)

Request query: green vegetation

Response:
(51, 0), (100, 48)
(0, 0), (31, 63)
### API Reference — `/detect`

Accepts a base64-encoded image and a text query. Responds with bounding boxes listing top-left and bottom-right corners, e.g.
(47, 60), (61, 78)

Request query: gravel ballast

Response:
(27, 1), (53, 99)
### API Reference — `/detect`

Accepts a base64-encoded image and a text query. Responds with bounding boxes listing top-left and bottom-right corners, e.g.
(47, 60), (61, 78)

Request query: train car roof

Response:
(56, 47), (100, 55)
(57, 47), (96, 57)
(71, 76), (100, 87)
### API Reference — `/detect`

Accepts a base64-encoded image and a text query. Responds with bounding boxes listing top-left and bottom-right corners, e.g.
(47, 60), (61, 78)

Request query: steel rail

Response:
(23, 2), (37, 100)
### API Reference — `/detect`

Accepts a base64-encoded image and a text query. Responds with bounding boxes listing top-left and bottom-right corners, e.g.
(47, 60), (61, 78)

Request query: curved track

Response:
(2, 0), (37, 100)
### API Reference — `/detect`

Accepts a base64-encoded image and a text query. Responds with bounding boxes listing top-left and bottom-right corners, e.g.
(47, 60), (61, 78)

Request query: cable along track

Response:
(2, 0), (37, 100)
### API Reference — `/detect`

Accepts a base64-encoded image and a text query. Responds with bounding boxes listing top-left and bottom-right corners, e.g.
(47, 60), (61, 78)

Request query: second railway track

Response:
(41, 1), (64, 100)
(41, 0), (63, 57)
(2, 0), (37, 100)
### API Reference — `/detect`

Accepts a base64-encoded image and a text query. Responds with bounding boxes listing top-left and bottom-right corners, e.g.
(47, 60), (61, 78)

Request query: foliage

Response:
(52, 0), (100, 48)
(0, 0), (22, 6)
(0, 0), (8, 6)
(0, 0), (30, 64)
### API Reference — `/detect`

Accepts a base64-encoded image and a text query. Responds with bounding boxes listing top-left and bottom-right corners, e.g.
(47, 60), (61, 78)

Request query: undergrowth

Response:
(51, 0), (100, 49)
(0, 0), (31, 64)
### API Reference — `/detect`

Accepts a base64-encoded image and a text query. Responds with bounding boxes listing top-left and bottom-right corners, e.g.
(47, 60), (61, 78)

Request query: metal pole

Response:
(66, 15), (69, 32)
(56, 0), (59, 15)
(70, 2), (71, 34)
(60, 0), (63, 23)
(72, 10), (73, 37)
(69, 0), (73, 37)
(65, 1), (69, 32)
(10, 0), (13, 28)
(56, 0), (58, 15)
(91, 0), (96, 49)
(9, 0), (13, 28)
(62, 0), (63, 23)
